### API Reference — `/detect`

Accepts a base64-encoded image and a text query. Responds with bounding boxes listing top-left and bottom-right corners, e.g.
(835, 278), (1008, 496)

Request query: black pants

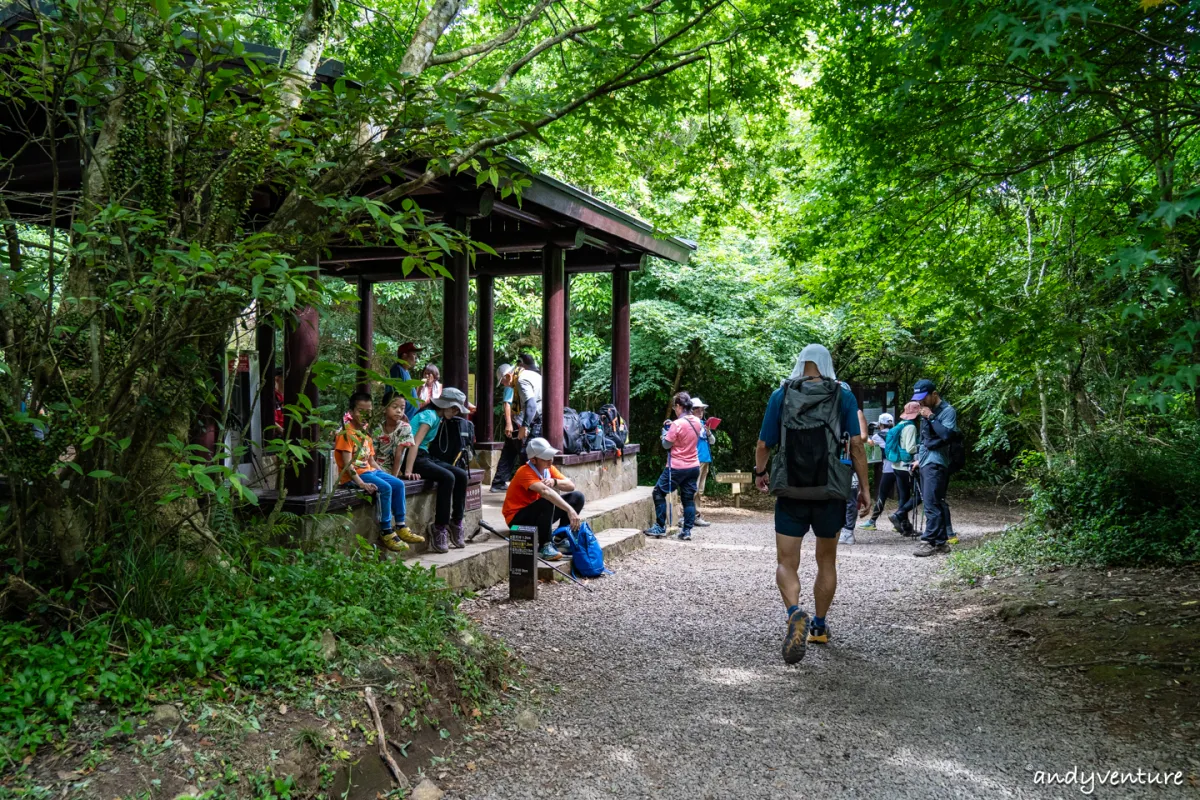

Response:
(898, 469), (918, 515)
(414, 452), (468, 526)
(870, 471), (897, 521)
(920, 463), (951, 545)
(492, 433), (523, 487)
(508, 491), (585, 548)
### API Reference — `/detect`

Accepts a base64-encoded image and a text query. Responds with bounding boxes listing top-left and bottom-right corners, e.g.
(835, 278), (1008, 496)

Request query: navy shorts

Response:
(775, 498), (845, 539)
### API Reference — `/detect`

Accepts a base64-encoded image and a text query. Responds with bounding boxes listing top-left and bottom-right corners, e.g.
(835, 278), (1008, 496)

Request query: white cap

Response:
(878, 413), (895, 426)
(526, 437), (559, 460)
(497, 363), (513, 381)
(691, 397), (708, 408)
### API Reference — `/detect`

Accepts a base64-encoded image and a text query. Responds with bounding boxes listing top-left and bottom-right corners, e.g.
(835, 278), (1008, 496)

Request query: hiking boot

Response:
(693, 516), (712, 528)
(379, 530), (408, 554)
(677, 530), (693, 541)
(644, 524), (667, 539)
(859, 519), (877, 531)
(807, 622), (831, 644)
(839, 529), (855, 545)
(489, 482), (507, 494)
(888, 511), (906, 532)
(914, 541), (950, 557)
(782, 608), (811, 664)
(552, 535), (572, 555)
(395, 525), (424, 544)
(539, 542), (563, 561)
(429, 524), (450, 554)
(449, 520), (466, 549)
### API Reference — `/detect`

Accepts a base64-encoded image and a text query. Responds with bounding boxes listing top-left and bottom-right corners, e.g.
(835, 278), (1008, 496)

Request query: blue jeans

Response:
(652, 466), (700, 532)
(352, 470), (407, 530)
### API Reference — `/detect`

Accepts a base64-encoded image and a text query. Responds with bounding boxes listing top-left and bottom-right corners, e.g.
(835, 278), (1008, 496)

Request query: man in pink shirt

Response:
(645, 391), (706, 541)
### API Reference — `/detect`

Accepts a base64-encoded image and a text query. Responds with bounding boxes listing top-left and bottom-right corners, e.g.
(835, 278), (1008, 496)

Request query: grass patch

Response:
(949, 422), (1200, 581)
(0, 541), (509, 765)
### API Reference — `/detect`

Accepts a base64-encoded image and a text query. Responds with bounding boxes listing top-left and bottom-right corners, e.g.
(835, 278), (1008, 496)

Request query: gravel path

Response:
(450, 501), (1196, 799)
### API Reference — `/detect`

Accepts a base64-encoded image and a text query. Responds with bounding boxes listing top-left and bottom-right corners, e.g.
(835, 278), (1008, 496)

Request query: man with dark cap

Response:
(911, 379), (958, 556)
(387, 342), (422, 419)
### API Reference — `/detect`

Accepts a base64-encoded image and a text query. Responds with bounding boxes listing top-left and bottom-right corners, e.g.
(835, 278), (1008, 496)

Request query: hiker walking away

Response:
(838, 405), (871, 545)
(691, 397), (717, 528)
(502, 437), (585, 562)
(645, 392), (705, 541)
(386, 342), (422, 418)
(911, 379), (958, 556)
(860, 413), (902, 532)
(334, 391), (416, 553)
(489, 363), (521, 493)
(755, 344), (869, 664)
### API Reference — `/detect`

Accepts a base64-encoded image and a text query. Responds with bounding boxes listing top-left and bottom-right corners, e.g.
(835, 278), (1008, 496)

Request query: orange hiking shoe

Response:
(782, 608), (810, 664)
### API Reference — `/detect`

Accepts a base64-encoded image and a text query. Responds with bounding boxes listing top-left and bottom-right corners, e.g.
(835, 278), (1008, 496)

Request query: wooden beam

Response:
(412, 188), (495, 219)
(479, 226), (585, 254)
(563, 273), (571, 405)
(321, 251), (646, 281)
(476, 275), (495, 443)
(284, 307), (321, 497)
(612, 268), (631, 422)
(257, 315), (278, 440)
(542, 246), (566, 450)
(356, 279), (373, 393)
(443, 216), (471, 391)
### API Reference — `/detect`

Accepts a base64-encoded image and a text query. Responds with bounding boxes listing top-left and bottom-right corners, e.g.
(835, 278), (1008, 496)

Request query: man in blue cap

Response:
(911, 379), (957, 556)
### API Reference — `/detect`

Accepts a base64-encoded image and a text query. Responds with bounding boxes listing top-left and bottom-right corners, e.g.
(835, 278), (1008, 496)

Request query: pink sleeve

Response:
(664, 420), (679, 443)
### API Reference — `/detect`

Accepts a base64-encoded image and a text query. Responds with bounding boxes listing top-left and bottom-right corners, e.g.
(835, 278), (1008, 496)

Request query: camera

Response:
(867, 421), (879, 436)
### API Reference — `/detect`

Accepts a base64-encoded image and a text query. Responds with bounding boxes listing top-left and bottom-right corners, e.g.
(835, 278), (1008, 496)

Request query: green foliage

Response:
(0, 541), (502, 762)
(950, 423), (1200, 577)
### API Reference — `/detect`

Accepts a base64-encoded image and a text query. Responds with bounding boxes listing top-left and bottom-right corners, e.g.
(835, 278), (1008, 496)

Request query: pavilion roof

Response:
(0, 2), (695, 276)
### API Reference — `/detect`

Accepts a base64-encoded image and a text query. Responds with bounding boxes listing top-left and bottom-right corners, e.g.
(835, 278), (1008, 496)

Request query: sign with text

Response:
(716, 472), (753, 484)
(508, 525), (537, 601)
(465, 483), (482, 512)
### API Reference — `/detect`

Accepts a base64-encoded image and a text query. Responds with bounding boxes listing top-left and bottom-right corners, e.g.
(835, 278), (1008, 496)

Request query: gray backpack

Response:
(768, 378), (853, 501)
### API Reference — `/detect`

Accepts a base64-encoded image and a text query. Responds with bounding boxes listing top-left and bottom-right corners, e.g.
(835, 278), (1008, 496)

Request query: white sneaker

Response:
(839, 529), (855, 545)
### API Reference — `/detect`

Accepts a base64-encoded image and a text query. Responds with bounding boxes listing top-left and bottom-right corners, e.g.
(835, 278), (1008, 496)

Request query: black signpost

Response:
(508, 525), (538, 601)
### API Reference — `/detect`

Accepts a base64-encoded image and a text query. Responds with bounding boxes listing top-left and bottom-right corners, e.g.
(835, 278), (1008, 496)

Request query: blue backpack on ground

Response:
(553, 521), (609, 578)
(884, 420), (914, 464)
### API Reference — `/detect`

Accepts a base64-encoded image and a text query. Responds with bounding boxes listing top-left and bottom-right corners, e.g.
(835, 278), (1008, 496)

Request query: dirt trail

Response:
(449, 499), (1196, 799)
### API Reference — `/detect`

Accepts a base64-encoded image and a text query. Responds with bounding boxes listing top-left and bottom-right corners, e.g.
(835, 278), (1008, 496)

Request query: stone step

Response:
(405, 485), (654, 590)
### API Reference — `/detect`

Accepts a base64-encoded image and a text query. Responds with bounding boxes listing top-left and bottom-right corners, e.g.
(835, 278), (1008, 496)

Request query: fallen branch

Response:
(1047, 658), (1198, 670)
(364, 687), (409, 790)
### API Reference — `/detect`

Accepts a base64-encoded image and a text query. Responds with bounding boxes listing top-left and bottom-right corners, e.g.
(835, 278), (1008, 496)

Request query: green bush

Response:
(0, 543), (501, 761)
(950, 422), (1200, 577)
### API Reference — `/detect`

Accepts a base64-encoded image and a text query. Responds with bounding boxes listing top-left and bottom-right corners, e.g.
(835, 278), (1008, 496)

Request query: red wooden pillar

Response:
(476, 274), (495, 442)
(612, 267), (631, 422)
(443, 216), (471, 390)
(542, 246), (566, 450)
(284, 306), (320, 496)
(256, 313), (277, 439)
(355, 278), (373, 393)
(563, 273), (571, 407)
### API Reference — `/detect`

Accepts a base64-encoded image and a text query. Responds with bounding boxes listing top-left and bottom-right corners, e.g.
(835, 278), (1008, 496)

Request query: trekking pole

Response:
(478, 520), (594, 593)
(912, 468), (925, 537)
